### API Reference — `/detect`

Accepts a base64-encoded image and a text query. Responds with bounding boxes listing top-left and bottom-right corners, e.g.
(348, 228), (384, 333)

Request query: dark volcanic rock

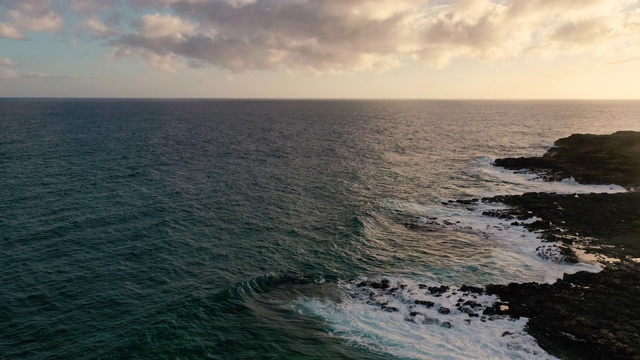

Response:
(485, 266), (640, 360)
(415, 300), (435, 307)
(455, 198), (480, 205)
(462, 300), (481, 308)
(428, 285), (449, 295)
(381, 305), (398, 312)
(494, 131), (640, 189)
(484, 191), (640, 261)
(370, 279), (390, 289)
(481, 132), (640, 359)
(459, 284), (484, 294)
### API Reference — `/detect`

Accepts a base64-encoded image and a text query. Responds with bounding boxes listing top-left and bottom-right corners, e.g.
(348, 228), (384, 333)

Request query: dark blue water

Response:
(1, 99), (639, 359)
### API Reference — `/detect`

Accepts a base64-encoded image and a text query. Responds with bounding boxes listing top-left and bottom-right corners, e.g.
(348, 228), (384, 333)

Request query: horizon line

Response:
(2, 97), (640, 101)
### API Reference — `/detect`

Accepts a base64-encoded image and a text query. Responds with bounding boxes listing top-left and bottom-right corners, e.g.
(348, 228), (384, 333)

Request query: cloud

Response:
(550, 18), (612, 44)
(4, 0), (632, 74)
(0, 57), (46, 80)
(0, 23), (24, 39)
(81, 16), (114, 37)
(111, 0), (424, 73)
(0, 56), (89, 81)
(137, 13), (197, 38)
(0, 0), (63, 39)
(106, 0), (640, 74)
(605, 55), (640, 65)
(0, 57), (14, 67)
(70, 0), (119, 16)
(70, 0), (125, 38)
(0, 57), (18, 79)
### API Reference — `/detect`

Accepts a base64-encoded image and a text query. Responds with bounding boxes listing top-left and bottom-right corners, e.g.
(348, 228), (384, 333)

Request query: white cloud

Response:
(0, 0), (63, 39)
(0, 56), (18, 79)
(0, 67), (19, 79)
(70, 0), (125, 39)
(0, 23), (23, 39)
(81, 16), (113, 37)
(138, 13), (196, 38)
(6, 0), (638, 75)
(0, 56), (87, 81)
(106, 0), (640, 74)
(143, 51), (185, 72)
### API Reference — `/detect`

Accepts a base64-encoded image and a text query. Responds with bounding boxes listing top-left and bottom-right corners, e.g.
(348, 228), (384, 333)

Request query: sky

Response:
(1, 0), (640, 99)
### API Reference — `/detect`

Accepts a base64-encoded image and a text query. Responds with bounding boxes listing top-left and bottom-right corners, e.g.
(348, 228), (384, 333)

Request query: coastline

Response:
(483, 131), (640, 359)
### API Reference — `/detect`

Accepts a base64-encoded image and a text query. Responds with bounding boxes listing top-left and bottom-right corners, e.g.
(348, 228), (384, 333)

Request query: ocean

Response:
(1, 99), (639, 359)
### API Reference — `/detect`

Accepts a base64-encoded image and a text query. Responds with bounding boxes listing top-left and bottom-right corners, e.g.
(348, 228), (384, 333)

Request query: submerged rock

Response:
(437, 307), (451, 315)
(414, 300), (435, 307)
(422, 317), (440, 325)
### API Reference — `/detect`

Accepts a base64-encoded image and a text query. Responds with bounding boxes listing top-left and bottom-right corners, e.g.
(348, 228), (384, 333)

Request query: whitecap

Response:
(293, 277), (558, 360)
(472, 156), (626, 196)
(386, 198), (600, 284)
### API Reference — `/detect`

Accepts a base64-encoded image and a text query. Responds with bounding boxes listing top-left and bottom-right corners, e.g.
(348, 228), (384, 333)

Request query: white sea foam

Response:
(381, 155), (622, 283)
(293, 277), (558, 360)
(473, 156), (626, 196)
(294, 157), (619, 359)
(387, 198), (600, 284)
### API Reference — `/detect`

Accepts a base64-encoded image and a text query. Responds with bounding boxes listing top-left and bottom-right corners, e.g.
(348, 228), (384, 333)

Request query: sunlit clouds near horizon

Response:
(1, 0), (640, 98)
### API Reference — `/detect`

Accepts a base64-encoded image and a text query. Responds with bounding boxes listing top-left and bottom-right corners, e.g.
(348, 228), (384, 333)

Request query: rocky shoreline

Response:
(380, 132), (640, 358)
(493, 131), (640, 189)
(482, 131), (640, 359)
